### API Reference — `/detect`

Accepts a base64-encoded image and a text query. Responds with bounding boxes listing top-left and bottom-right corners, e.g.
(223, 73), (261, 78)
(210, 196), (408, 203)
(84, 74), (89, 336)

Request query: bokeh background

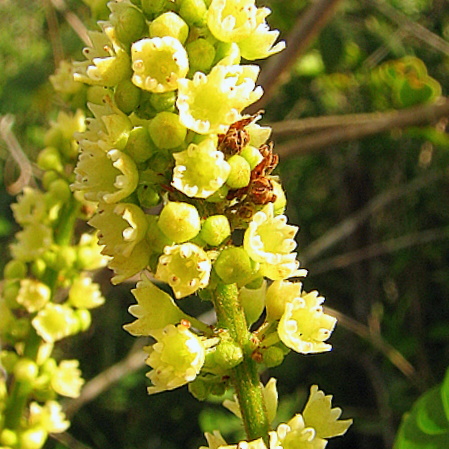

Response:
(2, 1), (449, 448)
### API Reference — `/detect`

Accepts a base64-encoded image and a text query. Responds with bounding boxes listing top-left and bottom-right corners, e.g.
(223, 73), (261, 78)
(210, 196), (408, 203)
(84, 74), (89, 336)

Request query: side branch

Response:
(273, 98), (449, 158)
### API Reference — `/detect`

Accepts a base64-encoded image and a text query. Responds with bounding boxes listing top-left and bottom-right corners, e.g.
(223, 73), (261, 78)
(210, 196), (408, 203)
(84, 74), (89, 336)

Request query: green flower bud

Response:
(0, 429), (18, 447)
(158, 201), (201, 243)
(110, 1), (146, 45)
(37, 147), (64, 172)
(10, 317), (31, 340)
(19, 428), (47, 449)
(214, 247), (254, 285)
(261, 346), (285, 368)
(3, 280), (20, 308)
(199, 215), (231, 246)
(178, 0), (207, 26)
(238, 280), (266, 325)
(137, 184), (161, 208)
(75, 309), (92, 332)
(240, 145), (263, 170)
(42, 171), (60, 191)
(148, 111), (187, 149)
(4, 259), (27, 280)
(124, 126), (157, 163)
(14, 358), (39, 382)
(149, 91), (177, 112)
(0, 350), (19, 372)
(205, 184), (229, 203)
(212, 339), (243, 369)
(186, 39), (216, 74)
(141, 0), (174, 18)
(114, 79), (142, 114)
(226, 154), (251, 189)
(47, 178), (71, 203)
(31, 258), (47, 278)
(149, 12), (189, 44)
(87, 85), (110, 104)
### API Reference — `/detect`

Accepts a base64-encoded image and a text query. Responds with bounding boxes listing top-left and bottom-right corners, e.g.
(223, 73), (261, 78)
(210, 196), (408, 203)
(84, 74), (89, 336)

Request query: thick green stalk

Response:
(212, 283), (270, 442)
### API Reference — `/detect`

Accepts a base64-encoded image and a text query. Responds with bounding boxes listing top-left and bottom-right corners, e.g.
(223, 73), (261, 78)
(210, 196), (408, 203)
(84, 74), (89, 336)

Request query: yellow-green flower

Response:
(177, 64), (263, 134)
(74, 25), (131, 86)
(51, 360), (84, 398)
(16, 279), (51, 313)
(243, 204), (306, 280)
(277, 291), (336, 354)
(144, 323), (213, 394)
(32, 304), (78, 343)
(156, 243), (211, 298)
(89, 203), (148, 258)
(131, 36), (189, 92)
(172, 138), (231, 198)
(68, 274), (105, 309)
(124, 273), (186, 336)
(28, 401), (70, 434)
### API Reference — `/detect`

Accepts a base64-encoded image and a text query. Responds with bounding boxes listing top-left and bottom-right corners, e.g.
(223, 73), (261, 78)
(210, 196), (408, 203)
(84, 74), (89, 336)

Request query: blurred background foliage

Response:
(2, 0), (449, 448)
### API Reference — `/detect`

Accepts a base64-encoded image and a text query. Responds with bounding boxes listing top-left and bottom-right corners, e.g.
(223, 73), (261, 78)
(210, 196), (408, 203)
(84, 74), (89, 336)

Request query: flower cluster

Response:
(0, 111), (107, 449)
(65, 0), (351, 447)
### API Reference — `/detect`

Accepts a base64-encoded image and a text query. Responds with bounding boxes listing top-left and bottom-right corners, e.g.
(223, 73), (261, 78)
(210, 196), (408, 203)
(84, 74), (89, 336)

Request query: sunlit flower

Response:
(144, 323), (215, 394)
(89, 203), (148, 258)
(269, 386), (352, 449)
(74, 25), (131, 86)
(172, 138), (231, 198)
(11, 187), (47, 225)
(10, 223), (53, 262)
(207, 0), (285, 60)
(29, 401), (70, 433)
(73, 140), (139, 203)
(243, 204), (306, 280)
(32, 304), (78, 343)
(16, 279), (51, 313)
(124, 273), (186, 336)
(278, 291), (336, 354)
(155, 243), (212, 298)
(51, 360), (84, 398)
(131, 36), (189, 92)
(177, 64), (263, 134)
(68, 274), (105, 309)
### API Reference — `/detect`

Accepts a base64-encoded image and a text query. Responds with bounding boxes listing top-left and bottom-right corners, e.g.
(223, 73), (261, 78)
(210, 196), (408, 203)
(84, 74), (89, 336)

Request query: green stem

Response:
(212, 283), (270, 442)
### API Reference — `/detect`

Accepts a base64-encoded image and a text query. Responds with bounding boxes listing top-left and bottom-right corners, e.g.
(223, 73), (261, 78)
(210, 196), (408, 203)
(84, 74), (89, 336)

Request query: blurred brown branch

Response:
(249, 0), (344, 111)
(308, 226), (449, 276)
(272, 97), (449, 157)
(301, 169), (447, 262)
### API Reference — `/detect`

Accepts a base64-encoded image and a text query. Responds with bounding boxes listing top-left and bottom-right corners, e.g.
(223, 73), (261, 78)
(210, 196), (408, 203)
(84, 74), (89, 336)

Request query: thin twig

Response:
(249, 0), (345, 111)
(44, 0), (64, 66)
(326, 306), (422, 389)
(0, 115), (34, 195)
(274, 97), (449, 157)
(50, 0), (91, 46)
(63, 339), (147, 418)
(308, 226), (449, 276)
(51, 432), (93, 449)
(301, 169), (446, 262)
(367, 0), (449, 58)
